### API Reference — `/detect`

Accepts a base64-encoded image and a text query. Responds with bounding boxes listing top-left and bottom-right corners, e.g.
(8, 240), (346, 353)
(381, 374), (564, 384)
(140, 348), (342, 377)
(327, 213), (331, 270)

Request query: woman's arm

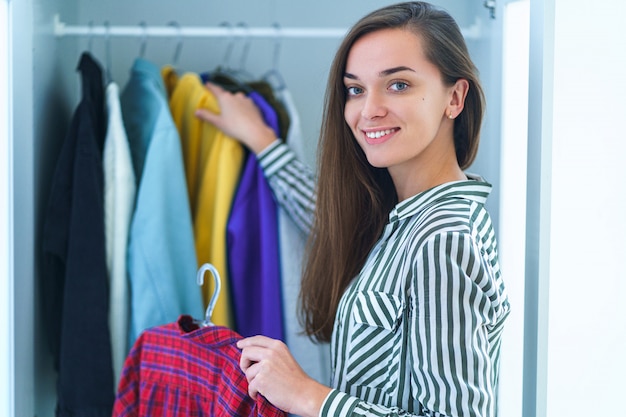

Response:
(195, 82), (317, 234)
(256, 141), (316, 234)
(194, 82), (277, 154)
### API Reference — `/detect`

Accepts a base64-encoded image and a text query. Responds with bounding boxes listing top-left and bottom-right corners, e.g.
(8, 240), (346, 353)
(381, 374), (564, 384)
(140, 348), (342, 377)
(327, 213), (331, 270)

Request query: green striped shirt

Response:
(259, 141), (510, 417)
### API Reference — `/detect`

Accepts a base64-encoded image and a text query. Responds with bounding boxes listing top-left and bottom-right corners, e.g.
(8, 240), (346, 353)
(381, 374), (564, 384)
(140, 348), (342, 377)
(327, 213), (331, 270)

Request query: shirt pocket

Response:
(346, 291), (404, 393)
(352, 291), (403, 331)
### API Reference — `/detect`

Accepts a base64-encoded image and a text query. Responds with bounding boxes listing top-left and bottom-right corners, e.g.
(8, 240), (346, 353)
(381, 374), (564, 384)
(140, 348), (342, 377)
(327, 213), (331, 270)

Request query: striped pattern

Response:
(259, 142), (510, 417)
(258, 140), (317, 234)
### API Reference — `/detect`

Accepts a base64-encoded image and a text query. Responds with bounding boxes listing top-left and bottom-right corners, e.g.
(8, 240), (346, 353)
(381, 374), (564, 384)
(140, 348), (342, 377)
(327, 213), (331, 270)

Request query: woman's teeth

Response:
(365, 129), (396, 139)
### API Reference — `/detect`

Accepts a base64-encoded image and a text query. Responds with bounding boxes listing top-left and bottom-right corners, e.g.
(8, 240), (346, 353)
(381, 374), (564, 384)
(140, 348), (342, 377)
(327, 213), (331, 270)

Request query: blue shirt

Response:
(121, 58), (204, 345)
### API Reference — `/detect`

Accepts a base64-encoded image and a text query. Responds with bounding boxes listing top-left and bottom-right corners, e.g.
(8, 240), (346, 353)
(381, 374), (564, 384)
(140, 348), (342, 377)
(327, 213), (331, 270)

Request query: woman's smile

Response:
(362, 127), (399, 144)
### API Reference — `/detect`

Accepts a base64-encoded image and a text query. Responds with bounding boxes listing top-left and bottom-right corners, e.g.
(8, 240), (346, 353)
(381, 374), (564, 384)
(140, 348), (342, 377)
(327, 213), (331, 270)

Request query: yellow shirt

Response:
(164, 66), (244, 328)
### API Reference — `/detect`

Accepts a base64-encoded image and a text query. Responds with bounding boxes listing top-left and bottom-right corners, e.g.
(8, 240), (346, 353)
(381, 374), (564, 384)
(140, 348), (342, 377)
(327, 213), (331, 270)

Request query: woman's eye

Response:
(390, 82), (408, 92)
(346, 86), (363, 96)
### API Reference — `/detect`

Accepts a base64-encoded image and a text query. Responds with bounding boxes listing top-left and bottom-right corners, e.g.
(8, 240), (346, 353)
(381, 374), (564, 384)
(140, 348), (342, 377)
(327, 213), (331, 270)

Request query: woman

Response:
(195, 2), (510, 416)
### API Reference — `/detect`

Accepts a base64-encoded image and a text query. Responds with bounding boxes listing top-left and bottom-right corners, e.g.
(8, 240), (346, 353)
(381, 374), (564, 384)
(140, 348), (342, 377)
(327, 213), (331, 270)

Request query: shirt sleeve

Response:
(257, 139), (317, 235)
(320, 231), (506, 417)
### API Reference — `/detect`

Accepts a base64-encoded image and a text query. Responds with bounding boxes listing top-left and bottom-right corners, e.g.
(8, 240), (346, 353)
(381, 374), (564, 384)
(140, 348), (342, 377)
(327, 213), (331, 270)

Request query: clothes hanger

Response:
(138, 21), (148, 58)
(87, 20), (94, 53)
(231, 22), (255, 81)
(196, 263), (221, 327)
(104, 20), (113, 84)
(262, 23), (287, 92)
(208, 22), (253, 94)
(168, 21), (183, 68)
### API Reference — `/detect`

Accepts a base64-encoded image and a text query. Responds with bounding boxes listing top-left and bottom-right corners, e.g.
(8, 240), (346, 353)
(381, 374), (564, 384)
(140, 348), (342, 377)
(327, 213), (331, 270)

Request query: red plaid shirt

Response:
(113, 315), (286, 417)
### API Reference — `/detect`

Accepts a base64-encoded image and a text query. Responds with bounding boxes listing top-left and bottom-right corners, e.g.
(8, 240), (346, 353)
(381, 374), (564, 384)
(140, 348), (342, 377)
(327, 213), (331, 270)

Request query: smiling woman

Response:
(195, 3), (510, 416)
(342, 28), (468, 199)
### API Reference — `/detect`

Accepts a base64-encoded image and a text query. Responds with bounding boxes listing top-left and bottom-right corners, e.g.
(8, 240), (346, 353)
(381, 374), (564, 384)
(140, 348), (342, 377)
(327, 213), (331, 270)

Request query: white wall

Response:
(498, 3), (529, 416)
(10, 0), (36, 414)
(1, 1), (14, 416)
(544, 0), (626, 415)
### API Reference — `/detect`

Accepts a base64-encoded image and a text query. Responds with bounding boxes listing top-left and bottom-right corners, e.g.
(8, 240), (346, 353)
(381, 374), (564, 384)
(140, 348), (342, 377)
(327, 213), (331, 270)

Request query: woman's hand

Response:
(237, 336), (331, 417)
(194, 82), (277, 154)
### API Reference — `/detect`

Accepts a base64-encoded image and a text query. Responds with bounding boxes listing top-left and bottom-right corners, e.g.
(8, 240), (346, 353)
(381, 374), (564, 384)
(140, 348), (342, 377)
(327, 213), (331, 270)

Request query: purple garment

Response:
(227, 91), (284, 340)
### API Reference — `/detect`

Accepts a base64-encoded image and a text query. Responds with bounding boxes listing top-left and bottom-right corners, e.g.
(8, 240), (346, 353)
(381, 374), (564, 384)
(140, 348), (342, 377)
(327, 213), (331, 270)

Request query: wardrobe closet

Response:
(8, 0), (510, 416)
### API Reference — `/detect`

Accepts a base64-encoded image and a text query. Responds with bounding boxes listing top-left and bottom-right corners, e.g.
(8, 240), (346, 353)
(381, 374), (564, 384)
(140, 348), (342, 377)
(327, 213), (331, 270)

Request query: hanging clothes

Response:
(201, 72), (290, 140)
(120, 58), (204, 345)
(226, 91), (284, 340)
(165, 68), (244, 328)
(247, 80), (290, 141)
(41, 52), (115, 417)
(113, 315), (286, 417)
(271, 86), (331, 386)
(103, 80), (136, 387)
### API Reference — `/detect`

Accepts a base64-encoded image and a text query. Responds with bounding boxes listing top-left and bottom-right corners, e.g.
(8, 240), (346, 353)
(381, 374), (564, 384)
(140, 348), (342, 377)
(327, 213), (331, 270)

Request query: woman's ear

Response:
(447, 78), (469, 119)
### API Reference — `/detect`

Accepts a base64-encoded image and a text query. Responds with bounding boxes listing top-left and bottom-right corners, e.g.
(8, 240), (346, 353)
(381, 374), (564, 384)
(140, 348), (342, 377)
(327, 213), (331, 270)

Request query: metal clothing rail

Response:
(53, 14), (348, 39)
(53, 14), (483, 40)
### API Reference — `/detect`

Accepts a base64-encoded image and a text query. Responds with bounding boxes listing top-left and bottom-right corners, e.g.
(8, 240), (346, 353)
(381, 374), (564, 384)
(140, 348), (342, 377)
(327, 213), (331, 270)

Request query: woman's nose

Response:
(360, 92), (387, 119)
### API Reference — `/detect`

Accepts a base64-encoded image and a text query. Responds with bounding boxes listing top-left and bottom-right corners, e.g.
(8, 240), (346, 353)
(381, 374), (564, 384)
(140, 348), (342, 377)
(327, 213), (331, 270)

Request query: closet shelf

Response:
(53, 14), (484, 40)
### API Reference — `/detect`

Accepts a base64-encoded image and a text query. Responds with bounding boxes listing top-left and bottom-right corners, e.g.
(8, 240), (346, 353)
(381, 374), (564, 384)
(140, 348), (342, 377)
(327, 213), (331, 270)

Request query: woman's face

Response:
(343, 28), (457, 181)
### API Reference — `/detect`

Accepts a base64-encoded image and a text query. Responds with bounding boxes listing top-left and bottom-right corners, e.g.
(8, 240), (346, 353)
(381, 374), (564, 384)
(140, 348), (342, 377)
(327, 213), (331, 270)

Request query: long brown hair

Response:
(299, 1), (486, 342)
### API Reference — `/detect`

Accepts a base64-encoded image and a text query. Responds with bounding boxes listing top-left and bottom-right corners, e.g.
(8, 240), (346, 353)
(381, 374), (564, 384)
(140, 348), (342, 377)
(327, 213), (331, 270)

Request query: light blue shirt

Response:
(121, 58), (204, 345)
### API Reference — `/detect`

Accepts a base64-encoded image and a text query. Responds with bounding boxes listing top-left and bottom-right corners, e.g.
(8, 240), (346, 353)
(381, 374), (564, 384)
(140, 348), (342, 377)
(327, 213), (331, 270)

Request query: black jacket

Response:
(41, 52), (114, 417)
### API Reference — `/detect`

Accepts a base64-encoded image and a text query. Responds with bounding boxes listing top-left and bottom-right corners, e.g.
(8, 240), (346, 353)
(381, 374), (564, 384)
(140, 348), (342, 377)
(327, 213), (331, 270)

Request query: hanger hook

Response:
(87, 20), (94, 52)
(262, 22), (286, 91)
(168, 21), (183, 66)
(138, 21), (148, 57)
(104, 21), (112, 82)
(196, 263), (221, 326)
(219, 21), (234, 68)
(271, 22), (282, 72)
(236, 22), (251, 72)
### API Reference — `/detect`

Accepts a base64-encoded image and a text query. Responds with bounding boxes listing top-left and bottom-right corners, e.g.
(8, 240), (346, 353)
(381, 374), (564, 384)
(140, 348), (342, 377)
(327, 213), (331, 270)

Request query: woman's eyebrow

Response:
(379, 66), (415, 77)
(344, 66), (416, 80)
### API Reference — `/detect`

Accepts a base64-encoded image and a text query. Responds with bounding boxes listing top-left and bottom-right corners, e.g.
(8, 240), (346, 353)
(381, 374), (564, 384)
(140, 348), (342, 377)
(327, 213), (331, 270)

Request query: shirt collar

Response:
(130, 57), (167, 96)
(389, 174), (492, 223)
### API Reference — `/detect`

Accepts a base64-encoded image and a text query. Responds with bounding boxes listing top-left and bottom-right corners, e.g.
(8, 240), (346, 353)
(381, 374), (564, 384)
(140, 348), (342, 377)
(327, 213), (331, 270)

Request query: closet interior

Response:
(14, 0), (506, 415)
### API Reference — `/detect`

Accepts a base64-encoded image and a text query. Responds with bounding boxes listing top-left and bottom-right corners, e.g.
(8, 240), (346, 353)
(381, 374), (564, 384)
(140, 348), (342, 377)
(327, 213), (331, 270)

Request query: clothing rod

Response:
(53, 14), (483, 40)
(53, 14), (347, 39)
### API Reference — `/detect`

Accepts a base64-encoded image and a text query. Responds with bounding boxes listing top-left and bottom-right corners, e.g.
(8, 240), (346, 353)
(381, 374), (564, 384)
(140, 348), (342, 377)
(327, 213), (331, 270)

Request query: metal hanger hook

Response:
(104, 20), (112, 81)
(138, 21), (148, 57)
(168, 21), (183, 65)
(87, 20), (94, 52)
(235, 22), (251, 72)
(196, 263), (221, 326)
(271, 22), (282, 72)
(219, 21), (234, 68)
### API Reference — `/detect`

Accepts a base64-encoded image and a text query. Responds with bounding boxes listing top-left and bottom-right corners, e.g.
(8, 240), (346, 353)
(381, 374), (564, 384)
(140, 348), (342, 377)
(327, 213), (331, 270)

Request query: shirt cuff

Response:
(319, 389), (360, 417)
(257, 139), (296, 177)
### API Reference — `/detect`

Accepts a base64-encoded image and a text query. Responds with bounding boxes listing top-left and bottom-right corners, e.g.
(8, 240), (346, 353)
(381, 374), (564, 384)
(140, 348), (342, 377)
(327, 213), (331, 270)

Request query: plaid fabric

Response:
(113, 315), (285, 417)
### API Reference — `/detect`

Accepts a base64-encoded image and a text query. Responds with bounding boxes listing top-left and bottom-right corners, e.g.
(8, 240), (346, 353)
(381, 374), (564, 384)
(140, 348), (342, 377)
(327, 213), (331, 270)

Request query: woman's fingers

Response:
(195, 82), (277, 153)
(235, 336), (330, 415)
(194, 107), (218, 124)
(237, 335), (280, 349)
(238, 336), (284, 372)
